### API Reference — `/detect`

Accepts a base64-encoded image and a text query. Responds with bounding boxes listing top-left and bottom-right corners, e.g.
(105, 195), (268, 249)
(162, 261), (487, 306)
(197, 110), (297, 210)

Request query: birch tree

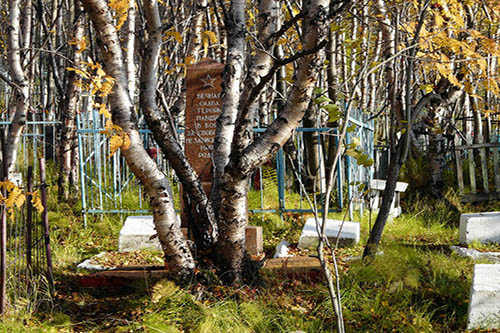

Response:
(78, 0), (351, 283)
(3, 0), (30, 179)
(81, 0), (196, 280)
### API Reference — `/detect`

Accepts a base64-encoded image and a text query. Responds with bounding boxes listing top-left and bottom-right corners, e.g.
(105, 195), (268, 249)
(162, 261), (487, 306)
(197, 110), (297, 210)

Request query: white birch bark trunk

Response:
(81, 0), (195, 279)
(5, 0), (30, 178)
(216, 0), (332, 282)
(232, 0), (278, 153)
(125, 0), (136, 103)
(210, 0), (246, 215)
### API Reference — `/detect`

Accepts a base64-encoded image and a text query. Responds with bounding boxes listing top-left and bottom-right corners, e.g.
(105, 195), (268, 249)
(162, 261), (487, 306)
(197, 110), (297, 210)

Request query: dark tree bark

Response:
(58, 0), (84, 202)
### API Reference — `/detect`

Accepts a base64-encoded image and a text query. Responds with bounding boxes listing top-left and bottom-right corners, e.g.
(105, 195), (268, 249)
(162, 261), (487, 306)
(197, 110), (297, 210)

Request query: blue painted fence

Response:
(76, 106), (374, 222)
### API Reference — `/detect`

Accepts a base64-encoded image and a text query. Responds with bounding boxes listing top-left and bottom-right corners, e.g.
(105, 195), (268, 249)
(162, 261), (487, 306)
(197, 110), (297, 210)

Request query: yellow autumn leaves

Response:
(162, 29), (218, 76)
(109, 0), (129, 31)
(404, 0), (500, 112)
(100, 119), (131, 158)
(66, 54), (130, 159)
(0, 181), (44, 220)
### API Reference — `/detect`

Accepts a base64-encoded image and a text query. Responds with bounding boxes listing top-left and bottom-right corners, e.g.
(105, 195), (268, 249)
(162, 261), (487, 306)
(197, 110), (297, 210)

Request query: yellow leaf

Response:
(5, 186), (25, 209)
(109, 135), (123, 158)
(69, 37), (87, 53)
(108, 0), (129, 30)
(65, 67), (90, 79)
(277, 38), (287, 46)
(96, 103), (112, 119)
(96, 67), (106, 78)
(420, 84), (434, 93)
(201, 31), (217, 57)
(29, 191), (44, 213)
(121, 132), (131, 151)
(165, 29), (182, 44)
(433, 11), (445, 28)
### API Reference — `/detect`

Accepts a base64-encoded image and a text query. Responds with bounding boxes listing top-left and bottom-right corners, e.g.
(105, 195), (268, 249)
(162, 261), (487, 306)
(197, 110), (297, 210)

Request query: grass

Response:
(3, 182), (500, 332)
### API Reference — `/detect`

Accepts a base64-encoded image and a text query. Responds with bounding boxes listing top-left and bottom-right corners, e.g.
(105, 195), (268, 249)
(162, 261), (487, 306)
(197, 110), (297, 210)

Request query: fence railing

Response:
(454, 133), (500, 202)
(77, 106), (374, 221)
(0, 159), (53, 315)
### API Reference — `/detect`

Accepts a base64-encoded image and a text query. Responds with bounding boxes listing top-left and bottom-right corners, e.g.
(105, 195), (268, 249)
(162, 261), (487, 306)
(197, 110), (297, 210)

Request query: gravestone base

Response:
(119, 216), (263, 256)
(459, 212), (500, 244)
(467, 264), (500, 330)
(298, 218), (360, 249)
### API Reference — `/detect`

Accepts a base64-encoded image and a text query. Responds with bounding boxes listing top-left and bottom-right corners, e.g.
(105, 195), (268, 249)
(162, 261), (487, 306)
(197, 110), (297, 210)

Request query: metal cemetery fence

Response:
(77, 105), (374, 220)
(0, 161), (53, 315)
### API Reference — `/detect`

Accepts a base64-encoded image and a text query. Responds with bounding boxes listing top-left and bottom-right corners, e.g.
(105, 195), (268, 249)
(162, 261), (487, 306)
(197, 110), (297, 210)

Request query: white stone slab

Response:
(273, 240), (292, 258)
(118, 215), (180, 252)
(467, 264), (500, 329)
(459, 212), (500, 245)
(298, 218), (360, 249)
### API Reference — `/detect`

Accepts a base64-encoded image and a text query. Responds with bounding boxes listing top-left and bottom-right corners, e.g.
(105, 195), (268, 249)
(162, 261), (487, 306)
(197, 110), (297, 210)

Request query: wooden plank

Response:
(479, 135), (489, 193)
(262, 257), (322, 272)
(468, 137), (477, 194)
(492, 135), (500, 192)
(455, 135), (464, 194)
(83, 267), (170, 280)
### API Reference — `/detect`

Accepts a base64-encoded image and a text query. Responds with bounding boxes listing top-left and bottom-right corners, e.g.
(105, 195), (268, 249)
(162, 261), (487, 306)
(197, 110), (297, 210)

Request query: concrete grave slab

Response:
(467, 264), (500, 330)
(459, 212), (500, 245)
(119, 216), (164, 252)
(298, 217), (360, 249)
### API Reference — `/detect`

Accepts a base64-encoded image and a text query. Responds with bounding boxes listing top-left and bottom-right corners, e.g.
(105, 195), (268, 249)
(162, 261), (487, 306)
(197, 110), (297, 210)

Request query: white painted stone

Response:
(369, 179), (408, 218)
(118, 215), (180, 252)
(467, 264), (500, 329)
(298, 218), (360, 249)
(370, 179), (408, 192)
(274, 240), (292, 258)
(77, 252), (114, 271)
(450, 246), (500, 262)
(459, 212), (500, 245)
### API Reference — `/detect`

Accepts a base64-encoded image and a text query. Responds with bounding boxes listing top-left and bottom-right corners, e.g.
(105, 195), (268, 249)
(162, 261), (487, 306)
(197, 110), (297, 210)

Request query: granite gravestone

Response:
(182, 58), (223, 226)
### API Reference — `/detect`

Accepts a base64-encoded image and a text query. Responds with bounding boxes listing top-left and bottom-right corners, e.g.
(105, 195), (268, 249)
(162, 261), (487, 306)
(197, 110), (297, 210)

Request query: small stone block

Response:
(298, 218), (360, 249)
(245, 226), (263, 256)
(459, 212), (500, 245)
(467, 264), (500, 329)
